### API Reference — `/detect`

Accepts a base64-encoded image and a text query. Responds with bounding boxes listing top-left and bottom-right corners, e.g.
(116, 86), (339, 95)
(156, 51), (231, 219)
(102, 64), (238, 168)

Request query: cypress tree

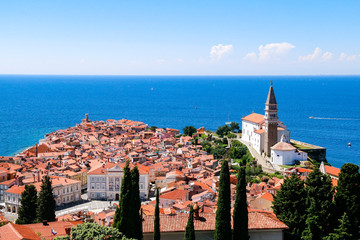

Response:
(272, 172), (307, 239)
(113, 207), (121, 229)
(130, 166), (143, 240)
(334, 163), (360, 238)
(302, 167), (334, 238)
(16, 184), (38, 224)
(37, 176), (56, 222)
(184, 205), (195, 240)
(214, 160), (231, 240)
(232, 167), (249, 240)
(301, 201), (322, 240)
(154, 188), (160, 240)
(324, 213), (352, 240)
(114, 161), (132, 236)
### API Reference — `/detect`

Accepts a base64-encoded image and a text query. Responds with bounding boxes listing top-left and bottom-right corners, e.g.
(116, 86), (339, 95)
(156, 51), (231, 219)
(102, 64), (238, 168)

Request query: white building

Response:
(241, 83), (307, 166)
(4, 176), (81, 213)
(270, 136), (308, 165)
(87, 162), (149, 201)
(241, 98), (290, 156)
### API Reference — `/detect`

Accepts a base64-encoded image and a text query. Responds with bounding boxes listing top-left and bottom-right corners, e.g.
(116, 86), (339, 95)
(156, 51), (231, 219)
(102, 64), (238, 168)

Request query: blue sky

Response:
(0, 0), (359, 75)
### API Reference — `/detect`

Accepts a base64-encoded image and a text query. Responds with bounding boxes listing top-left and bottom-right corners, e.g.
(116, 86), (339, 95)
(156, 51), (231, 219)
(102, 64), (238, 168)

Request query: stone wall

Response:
(290, 140), (327, 164)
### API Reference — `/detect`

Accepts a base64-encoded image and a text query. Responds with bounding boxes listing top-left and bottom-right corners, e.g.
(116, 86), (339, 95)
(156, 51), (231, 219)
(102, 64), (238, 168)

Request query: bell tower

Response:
(264, 81), (278, 156)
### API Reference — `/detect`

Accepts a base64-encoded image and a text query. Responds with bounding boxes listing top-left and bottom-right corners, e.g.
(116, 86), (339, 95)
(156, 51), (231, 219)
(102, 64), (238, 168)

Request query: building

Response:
(87, 162), (149, 201)
(320, 161), (340, 179)
(142, 210), (288, 240)
(270, 135), (308, 165)
(4, 176), (81, 213)
(242, 83), (290, 158)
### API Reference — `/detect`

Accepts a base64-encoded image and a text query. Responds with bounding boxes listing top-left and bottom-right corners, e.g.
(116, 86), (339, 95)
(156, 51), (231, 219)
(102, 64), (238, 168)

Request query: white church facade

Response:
(241, 83), (307, 165)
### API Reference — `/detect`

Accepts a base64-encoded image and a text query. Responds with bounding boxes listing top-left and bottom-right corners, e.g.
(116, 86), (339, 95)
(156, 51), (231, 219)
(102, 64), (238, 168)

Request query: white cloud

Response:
(210, 44), (233, 60)
(242, 52), (257, 61)
(339, 52), (358, 61)
(258, 42), (295, 61)
(339, 52), (347, 61)
(299, 47), (333, 62)
(299, 47), (322, 62)
(321, 51), (333, 61)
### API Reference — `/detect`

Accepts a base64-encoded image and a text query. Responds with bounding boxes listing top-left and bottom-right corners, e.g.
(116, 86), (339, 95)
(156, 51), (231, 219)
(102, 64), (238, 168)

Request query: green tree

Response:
(214, 160), (231, 240)
(334, 163), (360, 238)
(272, 172), (307, 239)
(216, 125), (231, 138)
(114, 161), (132, 237)
(211, 145), (227, 159)
(154, 188), (160, 240)
(230, 145), (247, 160)
(70, 222), (133, 240)
(230, 122), (240, 133)
(301, 202), (322, 240)
(184, 205), (195, 240)
(16, 184), (38, 224)
(200, 140), (212, 153)
(150, 126), (158, 132)
(302, 167), (334, 239)
(37, 176), (56, 222)
(231, 140), (242, 147)
(130, 166), (143, 240)
(324, 213), (352, 240)
(232, 167), (249, 240)
(183, 126), (197, 137)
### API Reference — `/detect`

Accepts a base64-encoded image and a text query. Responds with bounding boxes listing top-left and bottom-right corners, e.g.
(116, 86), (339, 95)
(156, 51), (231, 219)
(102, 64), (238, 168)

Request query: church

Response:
(241, 83), (307, 165)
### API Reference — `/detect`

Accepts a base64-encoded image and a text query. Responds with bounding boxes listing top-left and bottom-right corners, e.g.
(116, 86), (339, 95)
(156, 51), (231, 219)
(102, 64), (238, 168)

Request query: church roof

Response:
(242, 113), (265, 124)
(271, 142), (296, 151)
(266, 84), (277, 105)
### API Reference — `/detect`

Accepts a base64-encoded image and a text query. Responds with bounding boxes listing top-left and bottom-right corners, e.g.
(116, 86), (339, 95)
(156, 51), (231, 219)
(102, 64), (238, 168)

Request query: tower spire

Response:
(264, 82), (278, 156)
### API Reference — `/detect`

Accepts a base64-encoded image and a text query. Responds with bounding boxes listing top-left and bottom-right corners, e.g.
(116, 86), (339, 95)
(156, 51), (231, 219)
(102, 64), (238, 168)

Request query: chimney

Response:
(65, 227), (71, 235)
(193, 203), (200, 219)
(42, 220), (48, 226)
(35, 143), (38, 157)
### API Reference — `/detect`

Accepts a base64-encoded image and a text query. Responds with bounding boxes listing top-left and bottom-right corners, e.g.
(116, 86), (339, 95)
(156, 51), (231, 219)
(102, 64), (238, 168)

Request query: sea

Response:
(0, 75), (359, 168)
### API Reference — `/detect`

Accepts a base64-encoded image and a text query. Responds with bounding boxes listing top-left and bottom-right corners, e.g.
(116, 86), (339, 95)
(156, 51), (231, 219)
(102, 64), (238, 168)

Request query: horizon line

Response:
(1, 73), (360, 77)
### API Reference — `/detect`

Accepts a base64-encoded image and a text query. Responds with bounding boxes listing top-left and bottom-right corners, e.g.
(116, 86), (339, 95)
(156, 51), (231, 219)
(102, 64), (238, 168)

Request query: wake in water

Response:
(310, 117), (360, 121)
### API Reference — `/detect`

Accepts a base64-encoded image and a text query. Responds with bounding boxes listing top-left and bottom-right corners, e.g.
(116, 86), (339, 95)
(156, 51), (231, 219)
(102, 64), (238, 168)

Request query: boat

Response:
(309, 116), (314, 119)
(348, 142), (351, 147)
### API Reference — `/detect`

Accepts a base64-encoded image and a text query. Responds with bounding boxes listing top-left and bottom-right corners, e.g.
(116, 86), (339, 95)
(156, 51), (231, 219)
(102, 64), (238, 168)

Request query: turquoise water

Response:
(0, 75), (359, 168)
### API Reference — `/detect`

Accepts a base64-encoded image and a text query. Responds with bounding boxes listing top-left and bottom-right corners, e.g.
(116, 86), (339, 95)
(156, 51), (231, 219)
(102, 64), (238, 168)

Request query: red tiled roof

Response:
(142, 211), (287, 233)
(325, 165), (340, 177)
(0, 222), (41, 240)
(271, 142), (296, 151)
(254, 129), (265, 134)
(260, 192), (274, 202)
(23, 221), (79, 239)
(159, 189), (188, 200)
(242, 113), (265, 124)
